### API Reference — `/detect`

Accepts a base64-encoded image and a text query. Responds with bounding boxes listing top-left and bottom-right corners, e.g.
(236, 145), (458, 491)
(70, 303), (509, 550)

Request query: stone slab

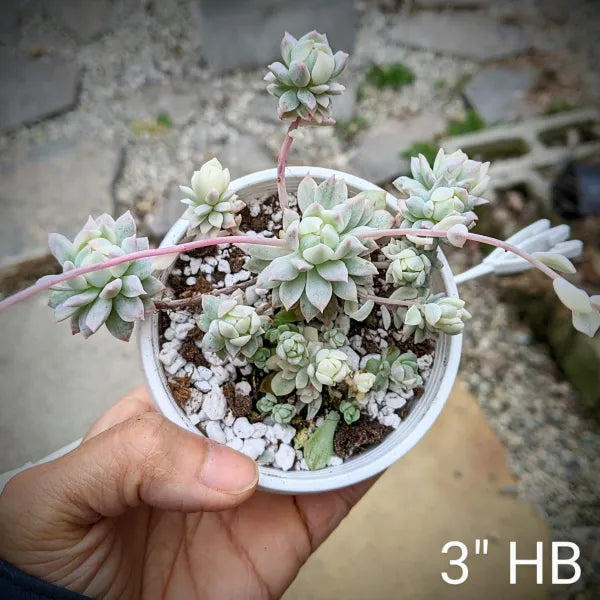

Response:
(195, 0), (358, 72)
(217, 133), (274, 178)
(465, 65), (539, 124)
(332, 78), (359, 123)
(0, 50), (80, 133)
(0, 139), (122, 267)
(389, 13), (530, 62)
(0, 293), (143, 473)
(348, 111), (446, 184)
(41, 0), (137, 43)
(284, 381), (551, 600)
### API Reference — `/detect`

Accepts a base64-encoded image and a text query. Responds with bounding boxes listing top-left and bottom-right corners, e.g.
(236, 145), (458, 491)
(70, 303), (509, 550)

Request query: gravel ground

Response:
(450, 251), (600, 600)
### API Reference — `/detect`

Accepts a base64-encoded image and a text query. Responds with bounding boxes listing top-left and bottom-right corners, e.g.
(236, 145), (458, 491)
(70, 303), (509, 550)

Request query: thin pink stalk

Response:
(276, 117), (301, 210)
(357, 228), (559, 281)
(0, 235), (286, 312)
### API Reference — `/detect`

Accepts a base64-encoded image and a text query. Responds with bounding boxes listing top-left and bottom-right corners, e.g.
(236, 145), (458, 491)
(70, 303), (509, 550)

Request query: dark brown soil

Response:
(239, 194), (279, 233)
(223, 382), (253, 417)
(180, 337), (209, 368)
(170, 376), (192, 408)
(228, 246), (247, 272)
(334, 417), (393, 459)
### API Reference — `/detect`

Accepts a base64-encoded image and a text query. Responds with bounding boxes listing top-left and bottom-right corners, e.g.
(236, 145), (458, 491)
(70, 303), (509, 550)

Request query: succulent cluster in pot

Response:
(4, 28), (596, 472)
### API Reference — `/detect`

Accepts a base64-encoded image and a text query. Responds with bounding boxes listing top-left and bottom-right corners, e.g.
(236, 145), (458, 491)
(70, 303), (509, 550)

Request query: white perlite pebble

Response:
(217, 259), (231, 274)
(341, 346), (360, 371)
(164, 327), (175, 341)
(158, 348), (178, 367)
(235, 381), (252, 396)
(195, 380), (211, 393)
(189, 412), (201, 426)
(174, 322), (195, 340)
(202, 388), (227, 420)
(204, 352), (225, 366)
(251, 422), (267, 439)
(189, 258), (202, 275)
(241, 438), (266, 460)
(205, 421), (226, 444)
(205, 256), (217, 266)
(417, 354), (434, 369)
(233, 417), (254, 439)
(272, 423), (295, 444)
(186, 277), (197, 286)
(224, 411), (235, 427)
(380, 413), (401, 429)
(165, 356), (186, 375)
(211, 366), (230, 384)
(225, 427), (235, 442)
(257, 446), (276, 465)
(327, 456), (343, 467)
(195, 366), (212, 381)
(226, 438), (243, 451)
(169, 312), (190, 324)
(274, 444), (295, 471)
(384, 392), (407, 410)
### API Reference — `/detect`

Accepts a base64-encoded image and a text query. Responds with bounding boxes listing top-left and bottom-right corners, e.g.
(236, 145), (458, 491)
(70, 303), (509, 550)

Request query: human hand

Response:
(0, 386), (375, 599)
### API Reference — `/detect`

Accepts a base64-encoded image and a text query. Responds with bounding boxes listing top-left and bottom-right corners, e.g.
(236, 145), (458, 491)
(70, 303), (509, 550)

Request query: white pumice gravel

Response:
(205, 421), (226, 444)
(274, 444), (295, 471)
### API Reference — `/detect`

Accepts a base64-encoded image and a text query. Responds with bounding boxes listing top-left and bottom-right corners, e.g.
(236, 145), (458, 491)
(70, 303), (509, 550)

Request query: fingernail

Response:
(201, 443), (258, 494)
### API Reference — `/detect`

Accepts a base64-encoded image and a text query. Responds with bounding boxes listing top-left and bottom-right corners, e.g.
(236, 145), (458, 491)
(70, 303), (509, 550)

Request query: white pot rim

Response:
(138, 166), (462, 494)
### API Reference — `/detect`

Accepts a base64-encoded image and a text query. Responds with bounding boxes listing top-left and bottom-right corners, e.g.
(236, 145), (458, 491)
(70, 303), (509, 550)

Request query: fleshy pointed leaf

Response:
(114, 295), (145, 323)
(48, 233), (73, 264)
(86, 297), (113, 333)
(279, 273), (307, 309)
(316, 260), (348, 282)
(105, 310), (135, 342)
(533, 252), (576, 274)
(553, 278), (592, 313)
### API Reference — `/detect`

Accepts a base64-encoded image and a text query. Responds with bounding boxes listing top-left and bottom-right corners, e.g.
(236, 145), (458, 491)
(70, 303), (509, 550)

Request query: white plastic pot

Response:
(138, 167), (462, 495)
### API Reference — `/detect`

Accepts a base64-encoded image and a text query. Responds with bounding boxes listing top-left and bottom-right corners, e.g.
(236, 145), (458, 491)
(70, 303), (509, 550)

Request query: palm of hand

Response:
(0, 389), (372, 600)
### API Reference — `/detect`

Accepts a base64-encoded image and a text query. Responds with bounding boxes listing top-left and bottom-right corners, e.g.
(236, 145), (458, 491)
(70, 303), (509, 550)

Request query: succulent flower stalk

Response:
(265, 31), (348, 123)
(47, 212), (163, 341)
(197, 290), (270, 359)
(180, 158), (245, 237)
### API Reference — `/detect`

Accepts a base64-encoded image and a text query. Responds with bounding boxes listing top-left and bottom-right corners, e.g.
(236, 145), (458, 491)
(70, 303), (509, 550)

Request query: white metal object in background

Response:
(454, 219), (583, 285)
(138, 167), (463, 495)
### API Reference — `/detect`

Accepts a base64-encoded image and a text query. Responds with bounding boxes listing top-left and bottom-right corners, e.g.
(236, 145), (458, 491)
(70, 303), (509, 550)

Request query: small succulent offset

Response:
(382, 240), (433, 288)
(394, 149), (490, 235)
(180, 158), (245, 237)
(241, 175), (395, 321)
(265, 31), (348, 123)
(47, 212), (163, 341)
(389, 351), (423, 391)
(340, 400), (360, 425)
(276, 330), (308, 365)
(351, 371), (377, 396)
(256, 393), (278, 414)
(393, 292), (472, 342)
(197, 290), (270, 359)
(365, 346), (424, 392)
(323, 327), (348, 348)
(271, 403), (297, 424)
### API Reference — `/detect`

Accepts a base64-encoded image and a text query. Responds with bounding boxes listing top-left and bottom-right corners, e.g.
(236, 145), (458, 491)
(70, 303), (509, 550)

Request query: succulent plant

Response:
(265, 322), (299, 344)
(180, 158), (245, 237)
(323, 327), (348, 348)
(351, 371), (377, 395)
(553, 277), (600, 337)
(256, 392), (278, 413)
(311, 347), (351, 387)
(382, 240), (433, 288)
(304, 411), (340, 470)
(250, 347), (271, 369)
(393, 149), (490, 236)
(388, 290), (472, 342)
(197, 290), (270, 359)
(276, 330), (308, 366)
(271, 403), (297, 424)
(47, 212), (163, 341)
(339, 400), (360, 425)
(365, 346), (402, 391)
(265, 31), (348, 123)
(241, 175), (396, 321)
(389, 351), (423, 391)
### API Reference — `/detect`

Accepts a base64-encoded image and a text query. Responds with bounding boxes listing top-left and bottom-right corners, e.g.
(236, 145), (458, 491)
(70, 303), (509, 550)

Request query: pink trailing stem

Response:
(276, 117), (301, 210)
(357, 228), (559, 281)
(0, 235), (287, 312)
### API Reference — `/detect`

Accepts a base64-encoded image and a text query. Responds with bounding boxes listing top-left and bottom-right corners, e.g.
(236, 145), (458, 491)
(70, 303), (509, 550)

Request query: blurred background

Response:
(0, 0), (599, 598)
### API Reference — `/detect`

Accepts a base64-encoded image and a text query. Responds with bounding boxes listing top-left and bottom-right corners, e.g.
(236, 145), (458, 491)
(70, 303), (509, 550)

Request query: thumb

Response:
(2, 412), (258, 525)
